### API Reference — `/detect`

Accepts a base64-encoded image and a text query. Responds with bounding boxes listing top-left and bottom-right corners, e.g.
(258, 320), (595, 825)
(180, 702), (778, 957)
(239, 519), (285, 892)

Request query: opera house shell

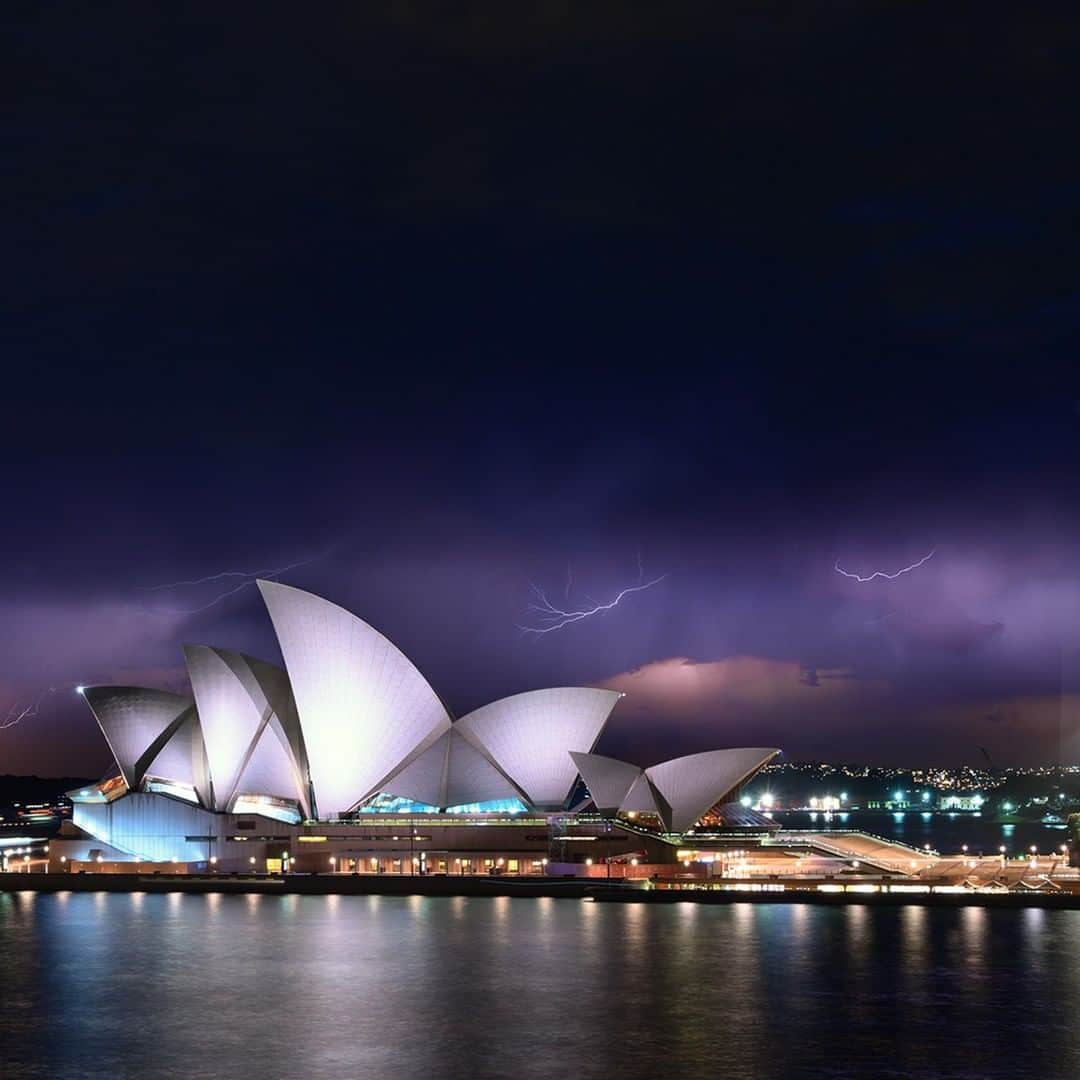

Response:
(66, 582), (779, 867)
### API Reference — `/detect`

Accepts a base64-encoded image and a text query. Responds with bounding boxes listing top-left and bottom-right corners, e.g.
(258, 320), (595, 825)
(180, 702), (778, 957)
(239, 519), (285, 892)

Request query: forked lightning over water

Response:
(834, 549), (936, 583)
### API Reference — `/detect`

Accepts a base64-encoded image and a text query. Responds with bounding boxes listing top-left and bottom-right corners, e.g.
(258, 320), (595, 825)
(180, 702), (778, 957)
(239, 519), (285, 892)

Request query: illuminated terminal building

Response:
(50, 581), (779, 876)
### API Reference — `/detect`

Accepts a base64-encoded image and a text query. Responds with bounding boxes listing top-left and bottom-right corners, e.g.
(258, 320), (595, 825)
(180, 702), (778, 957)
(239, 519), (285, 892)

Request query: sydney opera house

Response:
(51, 581), (779, 875)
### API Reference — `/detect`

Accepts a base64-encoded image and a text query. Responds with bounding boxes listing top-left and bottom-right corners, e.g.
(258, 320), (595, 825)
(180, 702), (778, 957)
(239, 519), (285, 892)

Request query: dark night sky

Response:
(4, 5), (1080, 775)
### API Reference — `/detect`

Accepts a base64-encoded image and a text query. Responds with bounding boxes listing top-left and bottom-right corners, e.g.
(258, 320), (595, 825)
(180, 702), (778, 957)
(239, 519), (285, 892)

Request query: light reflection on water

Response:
(1, 894), (1079, 1079)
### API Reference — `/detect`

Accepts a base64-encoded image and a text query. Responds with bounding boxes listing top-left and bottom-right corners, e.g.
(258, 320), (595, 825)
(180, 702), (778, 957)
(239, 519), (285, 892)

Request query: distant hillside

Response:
(0, 775), (96, 805)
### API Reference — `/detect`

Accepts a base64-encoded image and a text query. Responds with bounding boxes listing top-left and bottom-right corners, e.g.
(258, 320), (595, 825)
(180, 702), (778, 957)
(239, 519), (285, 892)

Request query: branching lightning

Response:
(519, 562), (668, 636)
(140, 569), (270, 591)
(834, 549), (936, 583)
(1, 687), (56, 731)
(143, 550), (331, 615)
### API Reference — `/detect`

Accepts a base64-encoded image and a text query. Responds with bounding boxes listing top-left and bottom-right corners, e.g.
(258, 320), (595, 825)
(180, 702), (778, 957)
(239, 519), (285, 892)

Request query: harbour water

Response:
(2, 890), (1079, 1079)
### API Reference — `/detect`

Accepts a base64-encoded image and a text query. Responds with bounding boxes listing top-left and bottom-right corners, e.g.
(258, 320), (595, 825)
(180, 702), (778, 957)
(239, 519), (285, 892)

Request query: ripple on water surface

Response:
(2, 892), (1079, 1080)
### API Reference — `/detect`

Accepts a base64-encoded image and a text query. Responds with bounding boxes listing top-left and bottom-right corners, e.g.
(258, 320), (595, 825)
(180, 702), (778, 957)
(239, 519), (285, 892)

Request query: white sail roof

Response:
(384, 729), (521, 809)
(232, 722), (301, 804)
(184, 645), (309, 815)
(620, 771), (666, 818)
(569, 751), (642, 814)
(380, 731), (448, 807)
(184, 646), (265, 808)
(444, 729), (521, 807)
(81, 686), (195, 791)
(142, 706), (210, 804)
(645, 747), (780, 832)
(257, 580), (451, 817)
(456, 688), (621, 809)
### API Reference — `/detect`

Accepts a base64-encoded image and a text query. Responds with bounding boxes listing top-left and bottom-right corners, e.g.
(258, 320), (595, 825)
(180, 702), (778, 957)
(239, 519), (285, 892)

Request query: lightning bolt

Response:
(140, 569), (269, 591)
(519, 574), (667, 635)
(865, 610), (898, 626)
(143, 550), (331, 615)
(835, 549), (936, 583)
(1, 687), (57, 731)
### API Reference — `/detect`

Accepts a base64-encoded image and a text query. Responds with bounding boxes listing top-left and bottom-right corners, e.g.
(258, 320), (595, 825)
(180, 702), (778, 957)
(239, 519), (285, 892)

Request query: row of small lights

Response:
(53, 852), (583, 871)
(741, 790), (1002, 807)
(2, 844), (47, 869)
